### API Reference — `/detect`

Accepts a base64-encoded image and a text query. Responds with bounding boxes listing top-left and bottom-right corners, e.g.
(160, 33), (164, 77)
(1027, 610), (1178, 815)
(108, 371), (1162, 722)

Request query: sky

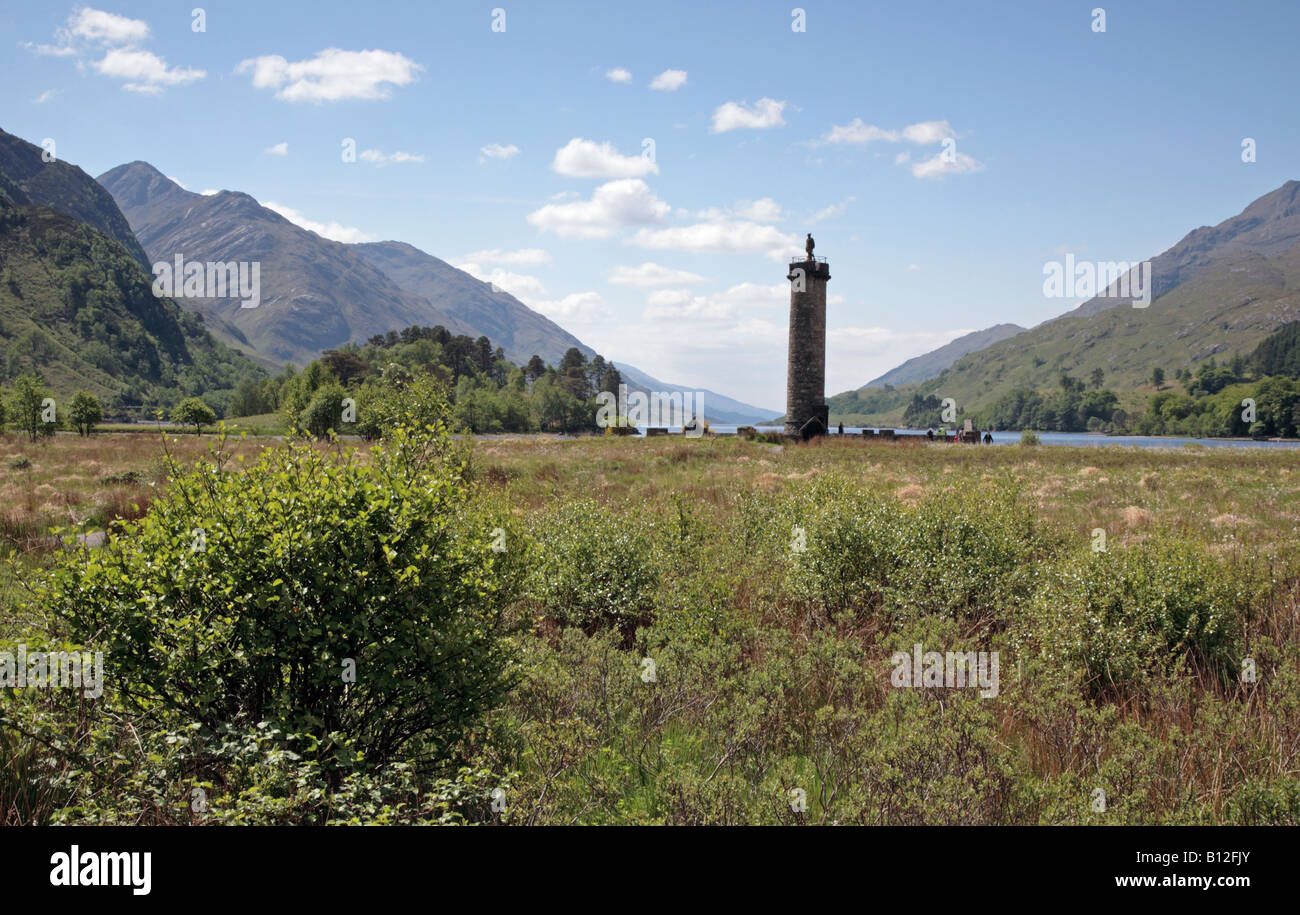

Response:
(4, 0), (1299, 410)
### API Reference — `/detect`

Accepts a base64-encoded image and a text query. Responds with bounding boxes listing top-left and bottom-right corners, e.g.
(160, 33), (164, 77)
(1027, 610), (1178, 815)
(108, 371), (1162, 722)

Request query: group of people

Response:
(925, 428), (995, 444)
(829, 422), (995, 444)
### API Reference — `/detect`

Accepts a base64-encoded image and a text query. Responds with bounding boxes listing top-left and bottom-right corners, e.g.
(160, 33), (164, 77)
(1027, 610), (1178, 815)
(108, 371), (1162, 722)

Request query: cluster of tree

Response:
(227, 325), (624, 437)
(1137, 376), (1300, 438)
(0, 374), (104, 440)
(973, 372), (1123, 432)
(0, 373), (223, 439)
(1136, 327), (1300, 437)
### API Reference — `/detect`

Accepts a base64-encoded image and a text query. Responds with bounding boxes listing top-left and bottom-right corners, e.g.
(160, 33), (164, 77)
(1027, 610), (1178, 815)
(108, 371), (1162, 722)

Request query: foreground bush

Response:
(29, 425), (521, 788)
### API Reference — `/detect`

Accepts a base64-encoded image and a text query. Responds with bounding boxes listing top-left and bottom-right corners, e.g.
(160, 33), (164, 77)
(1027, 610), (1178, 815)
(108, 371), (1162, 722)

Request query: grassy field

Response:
(3, 430), (1300, 824)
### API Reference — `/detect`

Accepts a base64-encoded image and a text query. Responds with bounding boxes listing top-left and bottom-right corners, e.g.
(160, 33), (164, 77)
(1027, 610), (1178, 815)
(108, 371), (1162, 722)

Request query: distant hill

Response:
(352, 241), (592, 368)
(828, 180), (1300, 425)
(863, 323), (1024, 388)
(0, 128), (149, 269)
(616, 362), (780, 426)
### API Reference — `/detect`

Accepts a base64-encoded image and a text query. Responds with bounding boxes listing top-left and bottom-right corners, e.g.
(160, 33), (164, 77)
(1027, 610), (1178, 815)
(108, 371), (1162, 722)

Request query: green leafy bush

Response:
(30, 426), (520, 780)
(1022, 542), (1246, 692)
(527, 499), (659, 637)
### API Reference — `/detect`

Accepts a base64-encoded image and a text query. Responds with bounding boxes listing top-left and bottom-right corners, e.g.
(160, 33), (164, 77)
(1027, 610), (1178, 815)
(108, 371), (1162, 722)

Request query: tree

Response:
(172, 397), (216, 434)
(1151, 367), (1165, 388)
(8, 373), (52, 442)
(68, 392), (102, 436)
(1089, 367), (1105, 390)
(298, 383), (350, 439)
(524, 355), (547, 384)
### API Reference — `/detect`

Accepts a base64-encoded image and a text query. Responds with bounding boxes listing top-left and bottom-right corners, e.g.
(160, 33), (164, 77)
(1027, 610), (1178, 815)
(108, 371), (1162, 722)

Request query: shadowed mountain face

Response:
(98, 161), (484, 366)
(0, 129), (150, 269)
(353, 240), (590, 365)
(0, 194), (259, 407)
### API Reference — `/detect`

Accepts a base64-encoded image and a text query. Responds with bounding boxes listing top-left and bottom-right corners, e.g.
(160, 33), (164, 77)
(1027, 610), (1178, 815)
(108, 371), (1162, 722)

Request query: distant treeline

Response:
(891, 321), (1300, 438)
(227, 324), (622, 435)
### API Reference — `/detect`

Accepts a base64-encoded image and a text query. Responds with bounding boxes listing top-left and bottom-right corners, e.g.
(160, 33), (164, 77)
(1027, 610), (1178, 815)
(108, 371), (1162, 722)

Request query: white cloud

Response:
(457, 265), (548, 301)
(608, 263), (707, 288)
(33, 89), (58, 103)
(649, 69), (687, 91)
(463, 248), (551, 266)
(237, 48), (422, 103)
(93, 47), (205, 93)
(643, 282), (786, 320)
(551, 138), (658, 178)
(911, 149), (984, 179)
(907, 263), (920, 271)
(894, 151), (911, 165)
(815, 118), (956, 147)
(263, 201), (376, 243)
(808, 196), (855, 224)
(710, 98), (787, 133)
(814, 118), (899, 146)
(606, 67), (632, 83)
(631, 220), (800, 261)
(360, 148), (424, 166)
(901, 120), (955, 144)
(480, 143), (520, 161)
(265, 141), (289, 156)
(166, 176), (187, 189)
(25, 9), (204, 93)
(199, 189), (219, 196)
(735, 197), (783, 222)
(533, 291), (609, 322)
(67, 8), (150, 45)
(527, 179), (670, 239)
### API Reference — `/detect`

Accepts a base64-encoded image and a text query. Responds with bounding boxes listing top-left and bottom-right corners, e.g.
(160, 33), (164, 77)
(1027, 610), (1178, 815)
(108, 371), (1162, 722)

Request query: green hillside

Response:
(0, 195), (261, 415)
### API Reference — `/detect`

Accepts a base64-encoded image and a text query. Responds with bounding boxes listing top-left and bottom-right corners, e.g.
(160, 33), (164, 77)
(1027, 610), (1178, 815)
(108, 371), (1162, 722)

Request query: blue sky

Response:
(5, 0), (1299, 409)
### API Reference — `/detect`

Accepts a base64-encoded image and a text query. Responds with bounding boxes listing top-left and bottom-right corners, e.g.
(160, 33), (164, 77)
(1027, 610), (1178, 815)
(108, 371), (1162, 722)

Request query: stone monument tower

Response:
(784, 236), (830, 439)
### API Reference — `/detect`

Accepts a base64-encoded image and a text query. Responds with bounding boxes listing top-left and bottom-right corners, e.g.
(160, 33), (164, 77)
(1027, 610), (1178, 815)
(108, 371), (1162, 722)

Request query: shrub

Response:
(30, 425), (520, 780)
(1019, 430), (1041, 446)
(527, 499), (659, 637)
(785, 477), (1043, 626)
(1022, 542), (1246, 692)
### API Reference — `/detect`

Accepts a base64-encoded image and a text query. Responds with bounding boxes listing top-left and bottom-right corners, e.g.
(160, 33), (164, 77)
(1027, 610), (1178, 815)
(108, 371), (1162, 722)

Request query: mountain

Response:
(98, 161), (487, 367)
(862, 323), (1025, 388)
(616, 363), (780, 426)
(1072, 180), (1300, 318)
(826, 180), (1300, 424)
(0, 193), (259, 411)
(0, 128), (149, 269)
(98, 158), (780, 421)
(352, 241), (591, 366)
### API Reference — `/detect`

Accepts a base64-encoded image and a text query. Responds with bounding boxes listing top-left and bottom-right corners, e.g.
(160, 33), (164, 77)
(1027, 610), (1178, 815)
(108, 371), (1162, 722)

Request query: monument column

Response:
(784, 249), (830, 439)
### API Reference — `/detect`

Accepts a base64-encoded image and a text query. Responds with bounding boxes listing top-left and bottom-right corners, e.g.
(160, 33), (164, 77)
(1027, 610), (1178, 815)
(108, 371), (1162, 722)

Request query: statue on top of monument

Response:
(805, 233), (815, 259)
